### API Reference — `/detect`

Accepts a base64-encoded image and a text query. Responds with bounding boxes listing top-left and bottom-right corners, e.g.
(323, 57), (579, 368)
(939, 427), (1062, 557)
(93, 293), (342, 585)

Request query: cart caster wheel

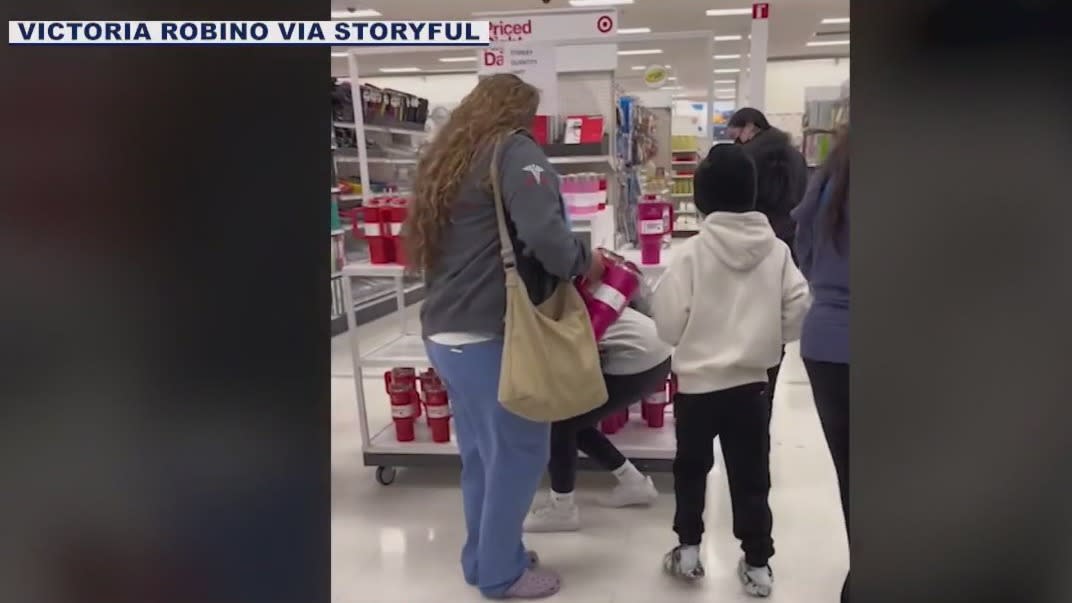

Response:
(375, 466), (397, 486)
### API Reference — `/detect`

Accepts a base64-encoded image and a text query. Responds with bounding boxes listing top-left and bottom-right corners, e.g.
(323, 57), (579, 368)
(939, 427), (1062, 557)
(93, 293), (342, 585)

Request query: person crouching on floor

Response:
(523, 297), (672, 532)
(651, 143), (811, 597)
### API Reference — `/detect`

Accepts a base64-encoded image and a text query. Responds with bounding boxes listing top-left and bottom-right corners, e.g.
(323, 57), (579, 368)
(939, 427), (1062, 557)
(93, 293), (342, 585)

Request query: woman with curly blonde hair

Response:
(404, 73), (601, 599)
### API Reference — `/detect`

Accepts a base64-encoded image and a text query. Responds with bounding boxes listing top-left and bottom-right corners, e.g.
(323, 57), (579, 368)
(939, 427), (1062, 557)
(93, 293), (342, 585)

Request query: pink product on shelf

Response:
(563, 173), (608, 216)
(637, 196), (674, 265)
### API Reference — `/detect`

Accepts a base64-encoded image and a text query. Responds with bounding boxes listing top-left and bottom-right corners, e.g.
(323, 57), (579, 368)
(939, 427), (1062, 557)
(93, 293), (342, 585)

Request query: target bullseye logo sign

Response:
(596, 15), (614, 33)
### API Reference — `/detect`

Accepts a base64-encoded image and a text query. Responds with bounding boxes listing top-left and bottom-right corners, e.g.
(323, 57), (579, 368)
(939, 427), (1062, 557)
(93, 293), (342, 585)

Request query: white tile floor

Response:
(332, 305), (847, 602)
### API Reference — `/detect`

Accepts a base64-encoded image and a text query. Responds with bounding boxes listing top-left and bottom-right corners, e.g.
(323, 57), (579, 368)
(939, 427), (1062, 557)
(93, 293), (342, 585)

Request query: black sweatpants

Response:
(803, 359), (850, 602)
(763, 346), (786, 418)
(672, 382), (774, 568)
(548, 358), (672, 493)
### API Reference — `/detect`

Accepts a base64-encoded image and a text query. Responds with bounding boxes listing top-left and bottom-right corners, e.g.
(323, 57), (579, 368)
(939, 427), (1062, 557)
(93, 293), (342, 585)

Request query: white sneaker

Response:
(523, 502), (581, 533)
(599, 476), (658, 508)
(737, 557), (773, 597)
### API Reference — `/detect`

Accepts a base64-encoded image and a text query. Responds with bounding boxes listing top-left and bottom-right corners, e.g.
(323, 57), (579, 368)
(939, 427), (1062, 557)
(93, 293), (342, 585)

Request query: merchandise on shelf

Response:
(637, 195), (674, 265)
(331, 229), (346, 275)
(671, 135), (700, 153)
(671, 173), (694, 196)
(600, 408), (630, 435)
(420, 376), (452, 443)
(561, 173), (608, 216)
(642, 384), (669, 428)
(387, 369), (418, 442)
(384, 367), (453, 444)
(330, 194), (343, 232)
(349, 195), (412, 266)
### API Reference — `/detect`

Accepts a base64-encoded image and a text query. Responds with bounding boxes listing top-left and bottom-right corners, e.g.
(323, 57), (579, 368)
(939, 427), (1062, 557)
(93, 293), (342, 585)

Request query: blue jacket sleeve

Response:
(498, 134), (591, 280)
(792, 172), (827, 279)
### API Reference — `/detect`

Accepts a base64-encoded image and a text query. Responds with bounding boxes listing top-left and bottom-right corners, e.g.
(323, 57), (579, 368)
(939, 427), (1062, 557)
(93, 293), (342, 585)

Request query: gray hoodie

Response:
(651, 211), (811, 394)
(420, 132), (591, 338)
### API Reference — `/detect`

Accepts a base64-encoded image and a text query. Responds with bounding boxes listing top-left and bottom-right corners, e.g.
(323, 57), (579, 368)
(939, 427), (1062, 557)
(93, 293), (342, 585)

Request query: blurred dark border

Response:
(854, 1), (1072, 602)
(1, 1), (330, 602)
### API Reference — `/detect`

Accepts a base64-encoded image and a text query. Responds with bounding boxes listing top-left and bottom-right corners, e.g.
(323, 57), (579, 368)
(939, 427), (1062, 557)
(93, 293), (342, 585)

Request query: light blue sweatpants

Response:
(425, 338), (551, 597)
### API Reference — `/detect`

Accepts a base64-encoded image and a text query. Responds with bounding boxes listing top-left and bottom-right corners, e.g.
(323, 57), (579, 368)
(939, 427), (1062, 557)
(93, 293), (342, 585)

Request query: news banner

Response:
(7, 20), (491, 45)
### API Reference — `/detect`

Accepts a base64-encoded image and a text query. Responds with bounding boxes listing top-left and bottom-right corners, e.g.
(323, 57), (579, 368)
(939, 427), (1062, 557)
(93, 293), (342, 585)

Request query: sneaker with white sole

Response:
(737, 557), (773, 597)
(599, 476), (658, 508)
(663, 545), (705, 581)
(523, 502), (581, 533)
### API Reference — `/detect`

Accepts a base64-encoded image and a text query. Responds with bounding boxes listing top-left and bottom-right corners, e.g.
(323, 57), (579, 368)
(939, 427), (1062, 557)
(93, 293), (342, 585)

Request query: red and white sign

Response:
(752, 3), (770, 19)
(483, 9), (617, 44)
(478, 43), (559, 115)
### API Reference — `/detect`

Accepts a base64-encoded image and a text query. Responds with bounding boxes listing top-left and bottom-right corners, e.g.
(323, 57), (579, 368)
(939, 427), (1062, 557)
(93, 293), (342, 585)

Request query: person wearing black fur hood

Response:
(725, 107), (809, 417)
(726, 108), (808, 252)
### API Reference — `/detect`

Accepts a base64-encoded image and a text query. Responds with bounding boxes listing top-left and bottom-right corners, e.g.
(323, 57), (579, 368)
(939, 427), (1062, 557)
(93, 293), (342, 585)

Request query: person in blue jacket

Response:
(792, 125), (850, 603)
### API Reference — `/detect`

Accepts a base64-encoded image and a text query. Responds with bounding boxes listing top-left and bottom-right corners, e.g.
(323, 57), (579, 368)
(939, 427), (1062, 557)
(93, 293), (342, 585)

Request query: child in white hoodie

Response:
(652, 144), (811, 597)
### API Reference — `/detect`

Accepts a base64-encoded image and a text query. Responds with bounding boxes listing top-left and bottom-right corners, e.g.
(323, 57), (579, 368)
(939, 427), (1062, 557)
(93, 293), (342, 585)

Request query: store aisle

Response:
(332, 306), (847, 603)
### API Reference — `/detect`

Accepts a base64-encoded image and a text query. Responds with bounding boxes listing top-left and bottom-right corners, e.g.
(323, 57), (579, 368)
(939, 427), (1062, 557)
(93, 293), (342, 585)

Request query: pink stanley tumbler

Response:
(636, 195), (673, 265)
(577, 252), (641, 341)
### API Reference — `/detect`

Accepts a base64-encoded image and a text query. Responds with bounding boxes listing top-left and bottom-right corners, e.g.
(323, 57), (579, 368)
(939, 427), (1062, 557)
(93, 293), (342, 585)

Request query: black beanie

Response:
(693, 143), (757, 215)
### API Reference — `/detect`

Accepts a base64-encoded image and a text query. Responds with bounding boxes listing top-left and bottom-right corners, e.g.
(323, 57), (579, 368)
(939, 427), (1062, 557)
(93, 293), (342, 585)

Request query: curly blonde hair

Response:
(403, 73), (540, 274)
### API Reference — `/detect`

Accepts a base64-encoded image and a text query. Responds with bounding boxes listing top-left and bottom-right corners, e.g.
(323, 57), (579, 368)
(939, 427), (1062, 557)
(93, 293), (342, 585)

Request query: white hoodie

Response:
(651, 211), (811, 394)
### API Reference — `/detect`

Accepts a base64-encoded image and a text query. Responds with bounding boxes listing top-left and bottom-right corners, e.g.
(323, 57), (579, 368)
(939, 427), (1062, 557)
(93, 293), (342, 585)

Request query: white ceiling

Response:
(330, 0), (849, 98)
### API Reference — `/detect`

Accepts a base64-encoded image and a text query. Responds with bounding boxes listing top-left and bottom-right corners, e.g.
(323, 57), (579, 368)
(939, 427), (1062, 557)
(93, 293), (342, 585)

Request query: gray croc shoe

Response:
(502, 568), (561, 599)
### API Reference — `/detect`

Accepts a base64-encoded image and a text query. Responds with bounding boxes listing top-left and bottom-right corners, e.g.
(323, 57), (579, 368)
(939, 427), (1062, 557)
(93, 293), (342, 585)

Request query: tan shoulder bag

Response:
(489, 134), (608, 422)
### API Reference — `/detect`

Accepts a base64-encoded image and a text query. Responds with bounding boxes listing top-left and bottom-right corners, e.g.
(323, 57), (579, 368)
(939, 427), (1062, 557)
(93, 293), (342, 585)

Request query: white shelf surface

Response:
(341, 261), (408, 278)
(365, 124), (427, 137)
(548, 155), (613, 166)
(366, 413), (676, 460)
(334, 121), (427, 137)
(335, 155), (418, 165)
(360, 333), (428, 368)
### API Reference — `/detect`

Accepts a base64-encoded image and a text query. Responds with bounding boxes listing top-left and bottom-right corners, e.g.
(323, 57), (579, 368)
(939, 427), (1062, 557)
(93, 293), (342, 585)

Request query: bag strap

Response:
(489, 129), (526, 272)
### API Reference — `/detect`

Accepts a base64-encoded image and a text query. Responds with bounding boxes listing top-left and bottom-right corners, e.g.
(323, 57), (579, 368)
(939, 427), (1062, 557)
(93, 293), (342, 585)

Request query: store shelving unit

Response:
(330, 76), (428, 336)
(669, 135), (702, 236)
(801, 85), (848, 167)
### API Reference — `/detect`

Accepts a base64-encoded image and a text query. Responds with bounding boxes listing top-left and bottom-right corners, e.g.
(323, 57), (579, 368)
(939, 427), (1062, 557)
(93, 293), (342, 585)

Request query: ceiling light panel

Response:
(807, 39), (850, 46)
(617, 27), (651, 34)
(379, 67), (421, 73)
(822, 17), (851, 24)
(706, 8), (752, 16)
(617, 48), (662, 56)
